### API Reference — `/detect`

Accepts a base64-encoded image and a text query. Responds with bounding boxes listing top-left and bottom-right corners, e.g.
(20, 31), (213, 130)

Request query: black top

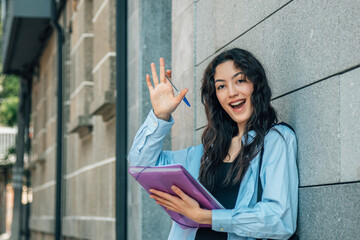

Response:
(195, 162), (241, 240)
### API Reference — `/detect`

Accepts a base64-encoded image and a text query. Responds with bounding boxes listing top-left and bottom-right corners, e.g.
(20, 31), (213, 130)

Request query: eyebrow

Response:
(214, 72), (245, 83)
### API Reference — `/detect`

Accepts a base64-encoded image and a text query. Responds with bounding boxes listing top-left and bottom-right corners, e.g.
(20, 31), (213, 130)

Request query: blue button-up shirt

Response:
(128, 110), (298, 240)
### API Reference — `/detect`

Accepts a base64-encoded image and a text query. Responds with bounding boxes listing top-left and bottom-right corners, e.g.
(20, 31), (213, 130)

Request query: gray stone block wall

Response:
(127, 0), (173, 239)
(339, 68), (360, 182)
(272, 68), (360, 186)
(272, 77), (341, 186)
(176, 0), (359, 239)
(298, 183), (360, 239)
(127, 1), (142, 239)
(29, 22), (58, 237)
(171, 0), (196, 150)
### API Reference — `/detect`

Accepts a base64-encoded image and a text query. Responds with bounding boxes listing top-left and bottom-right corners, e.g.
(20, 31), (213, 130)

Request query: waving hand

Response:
(146, 58), (188, 121)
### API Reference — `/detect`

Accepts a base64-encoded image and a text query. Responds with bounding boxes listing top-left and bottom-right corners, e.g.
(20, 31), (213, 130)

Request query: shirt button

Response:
(246, 233), (250, 236)
(220, 227), (224, 231)
(154, 122), (157, 127)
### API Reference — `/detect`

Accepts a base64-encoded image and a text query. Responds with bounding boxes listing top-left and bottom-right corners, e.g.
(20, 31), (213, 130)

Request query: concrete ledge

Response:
(67, 115), (93, 138)
(90, 91), (115, 122)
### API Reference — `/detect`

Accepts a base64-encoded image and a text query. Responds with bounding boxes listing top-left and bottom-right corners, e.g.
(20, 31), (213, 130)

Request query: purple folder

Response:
(128, 164), (224, 229)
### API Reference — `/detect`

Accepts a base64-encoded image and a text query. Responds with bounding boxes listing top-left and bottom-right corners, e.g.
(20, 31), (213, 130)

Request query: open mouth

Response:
(229, 99), (246, 110)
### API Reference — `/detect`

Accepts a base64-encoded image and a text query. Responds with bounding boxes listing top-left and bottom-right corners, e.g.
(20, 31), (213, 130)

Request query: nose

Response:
(228, 83), (239, 97)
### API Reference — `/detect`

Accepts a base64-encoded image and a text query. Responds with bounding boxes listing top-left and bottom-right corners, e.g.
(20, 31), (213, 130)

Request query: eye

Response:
(216, 85), (225, 90)
(237, 79), (246, 84)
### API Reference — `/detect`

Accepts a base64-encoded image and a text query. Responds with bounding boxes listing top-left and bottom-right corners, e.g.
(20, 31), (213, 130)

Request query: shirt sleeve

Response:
(128, 110), (196, 168)
(212, 126), (299, 239)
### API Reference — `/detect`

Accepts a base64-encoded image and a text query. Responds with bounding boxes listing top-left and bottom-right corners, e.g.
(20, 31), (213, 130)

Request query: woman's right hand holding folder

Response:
(149, 185), (212, 225)
(146, 58), (188, 121)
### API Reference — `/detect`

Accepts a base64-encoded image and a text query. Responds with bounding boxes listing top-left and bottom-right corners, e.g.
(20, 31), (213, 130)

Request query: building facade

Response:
(1, 0), (359, 239)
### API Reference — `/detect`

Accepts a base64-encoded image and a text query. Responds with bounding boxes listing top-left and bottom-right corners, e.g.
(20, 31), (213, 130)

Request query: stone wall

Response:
(127, 0), (172, 239)
(170, 0), (360, 238)
(63, 0), (117, 239)
(29, 0), (117, 239)
(29, 32), (57, 236)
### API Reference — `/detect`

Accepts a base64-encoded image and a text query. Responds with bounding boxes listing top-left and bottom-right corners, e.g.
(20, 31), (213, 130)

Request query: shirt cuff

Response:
(145, 110), (174, 137)
(212, 209), (233, 233)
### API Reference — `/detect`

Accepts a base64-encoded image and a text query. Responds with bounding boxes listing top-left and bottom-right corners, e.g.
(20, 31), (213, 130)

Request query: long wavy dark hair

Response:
(199, 48), (277, 191)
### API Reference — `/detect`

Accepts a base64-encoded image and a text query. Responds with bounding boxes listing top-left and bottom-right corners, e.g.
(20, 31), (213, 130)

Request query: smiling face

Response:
(214, 60), (254, 133)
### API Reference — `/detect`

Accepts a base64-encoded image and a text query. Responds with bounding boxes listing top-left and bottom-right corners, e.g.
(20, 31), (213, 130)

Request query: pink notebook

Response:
(128, 164), (224, 229)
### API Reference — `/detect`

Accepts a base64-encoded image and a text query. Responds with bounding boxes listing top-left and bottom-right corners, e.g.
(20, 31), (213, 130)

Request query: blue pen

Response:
(165, 75), (191, 107)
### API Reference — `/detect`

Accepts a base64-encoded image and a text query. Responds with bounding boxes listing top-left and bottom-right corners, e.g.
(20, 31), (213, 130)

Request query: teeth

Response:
(230, 100), (245, 107)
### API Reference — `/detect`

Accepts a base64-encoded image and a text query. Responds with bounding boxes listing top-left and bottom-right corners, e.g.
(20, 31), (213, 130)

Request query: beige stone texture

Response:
(28, 1), (117, 239)
(45, 145), (56, 183)
(45, 80), (56, 121)
(90, 55), (116, 119)
(30, 231), (55, 239)
(92, 0), (116, 67)
(30, 184), (55, 222)
(65, 133), (78, 174)
(71, 36), (94, 90)
(45, 120), (56, 150)
(84, 169), (98, 216)
(92, 117), (115, 163)
(69, 85), (93, 124)
(64, 176), (75, 217)
(29, 26), (57, 235)
(77, 134), (94, 169)
(63, 218), (115, 239)
(70, 0), (93, 50)
(93, 0), (107, 15)
(93, 54), (116, 100)
(109, 161), (116, 218)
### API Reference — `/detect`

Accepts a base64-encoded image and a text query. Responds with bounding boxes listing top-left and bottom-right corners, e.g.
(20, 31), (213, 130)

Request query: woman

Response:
(128, 48), (298, 240)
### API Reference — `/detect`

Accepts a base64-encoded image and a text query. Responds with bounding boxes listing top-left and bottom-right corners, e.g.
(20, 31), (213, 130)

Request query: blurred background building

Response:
(0, 0), (359, 239)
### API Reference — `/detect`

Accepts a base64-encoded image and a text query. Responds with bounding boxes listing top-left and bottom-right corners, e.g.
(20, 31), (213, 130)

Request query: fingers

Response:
(149, 189), (177, 200)
(171, 185), (188, 200)
(149, 189), (180, 209)
(166, 70), (171, 80)
(159, 58), (166, 83)
(151, 62), (159, 86)
(151, 59), (167, 86)
(150, 194), (176, 210)
(176, 88), (189, 103)
(146, 74), (153, 91)
(149, 187), (197, 215)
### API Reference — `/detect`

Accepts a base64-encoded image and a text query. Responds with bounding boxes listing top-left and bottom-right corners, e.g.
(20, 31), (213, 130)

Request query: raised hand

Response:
(146, 58), (188, 121)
